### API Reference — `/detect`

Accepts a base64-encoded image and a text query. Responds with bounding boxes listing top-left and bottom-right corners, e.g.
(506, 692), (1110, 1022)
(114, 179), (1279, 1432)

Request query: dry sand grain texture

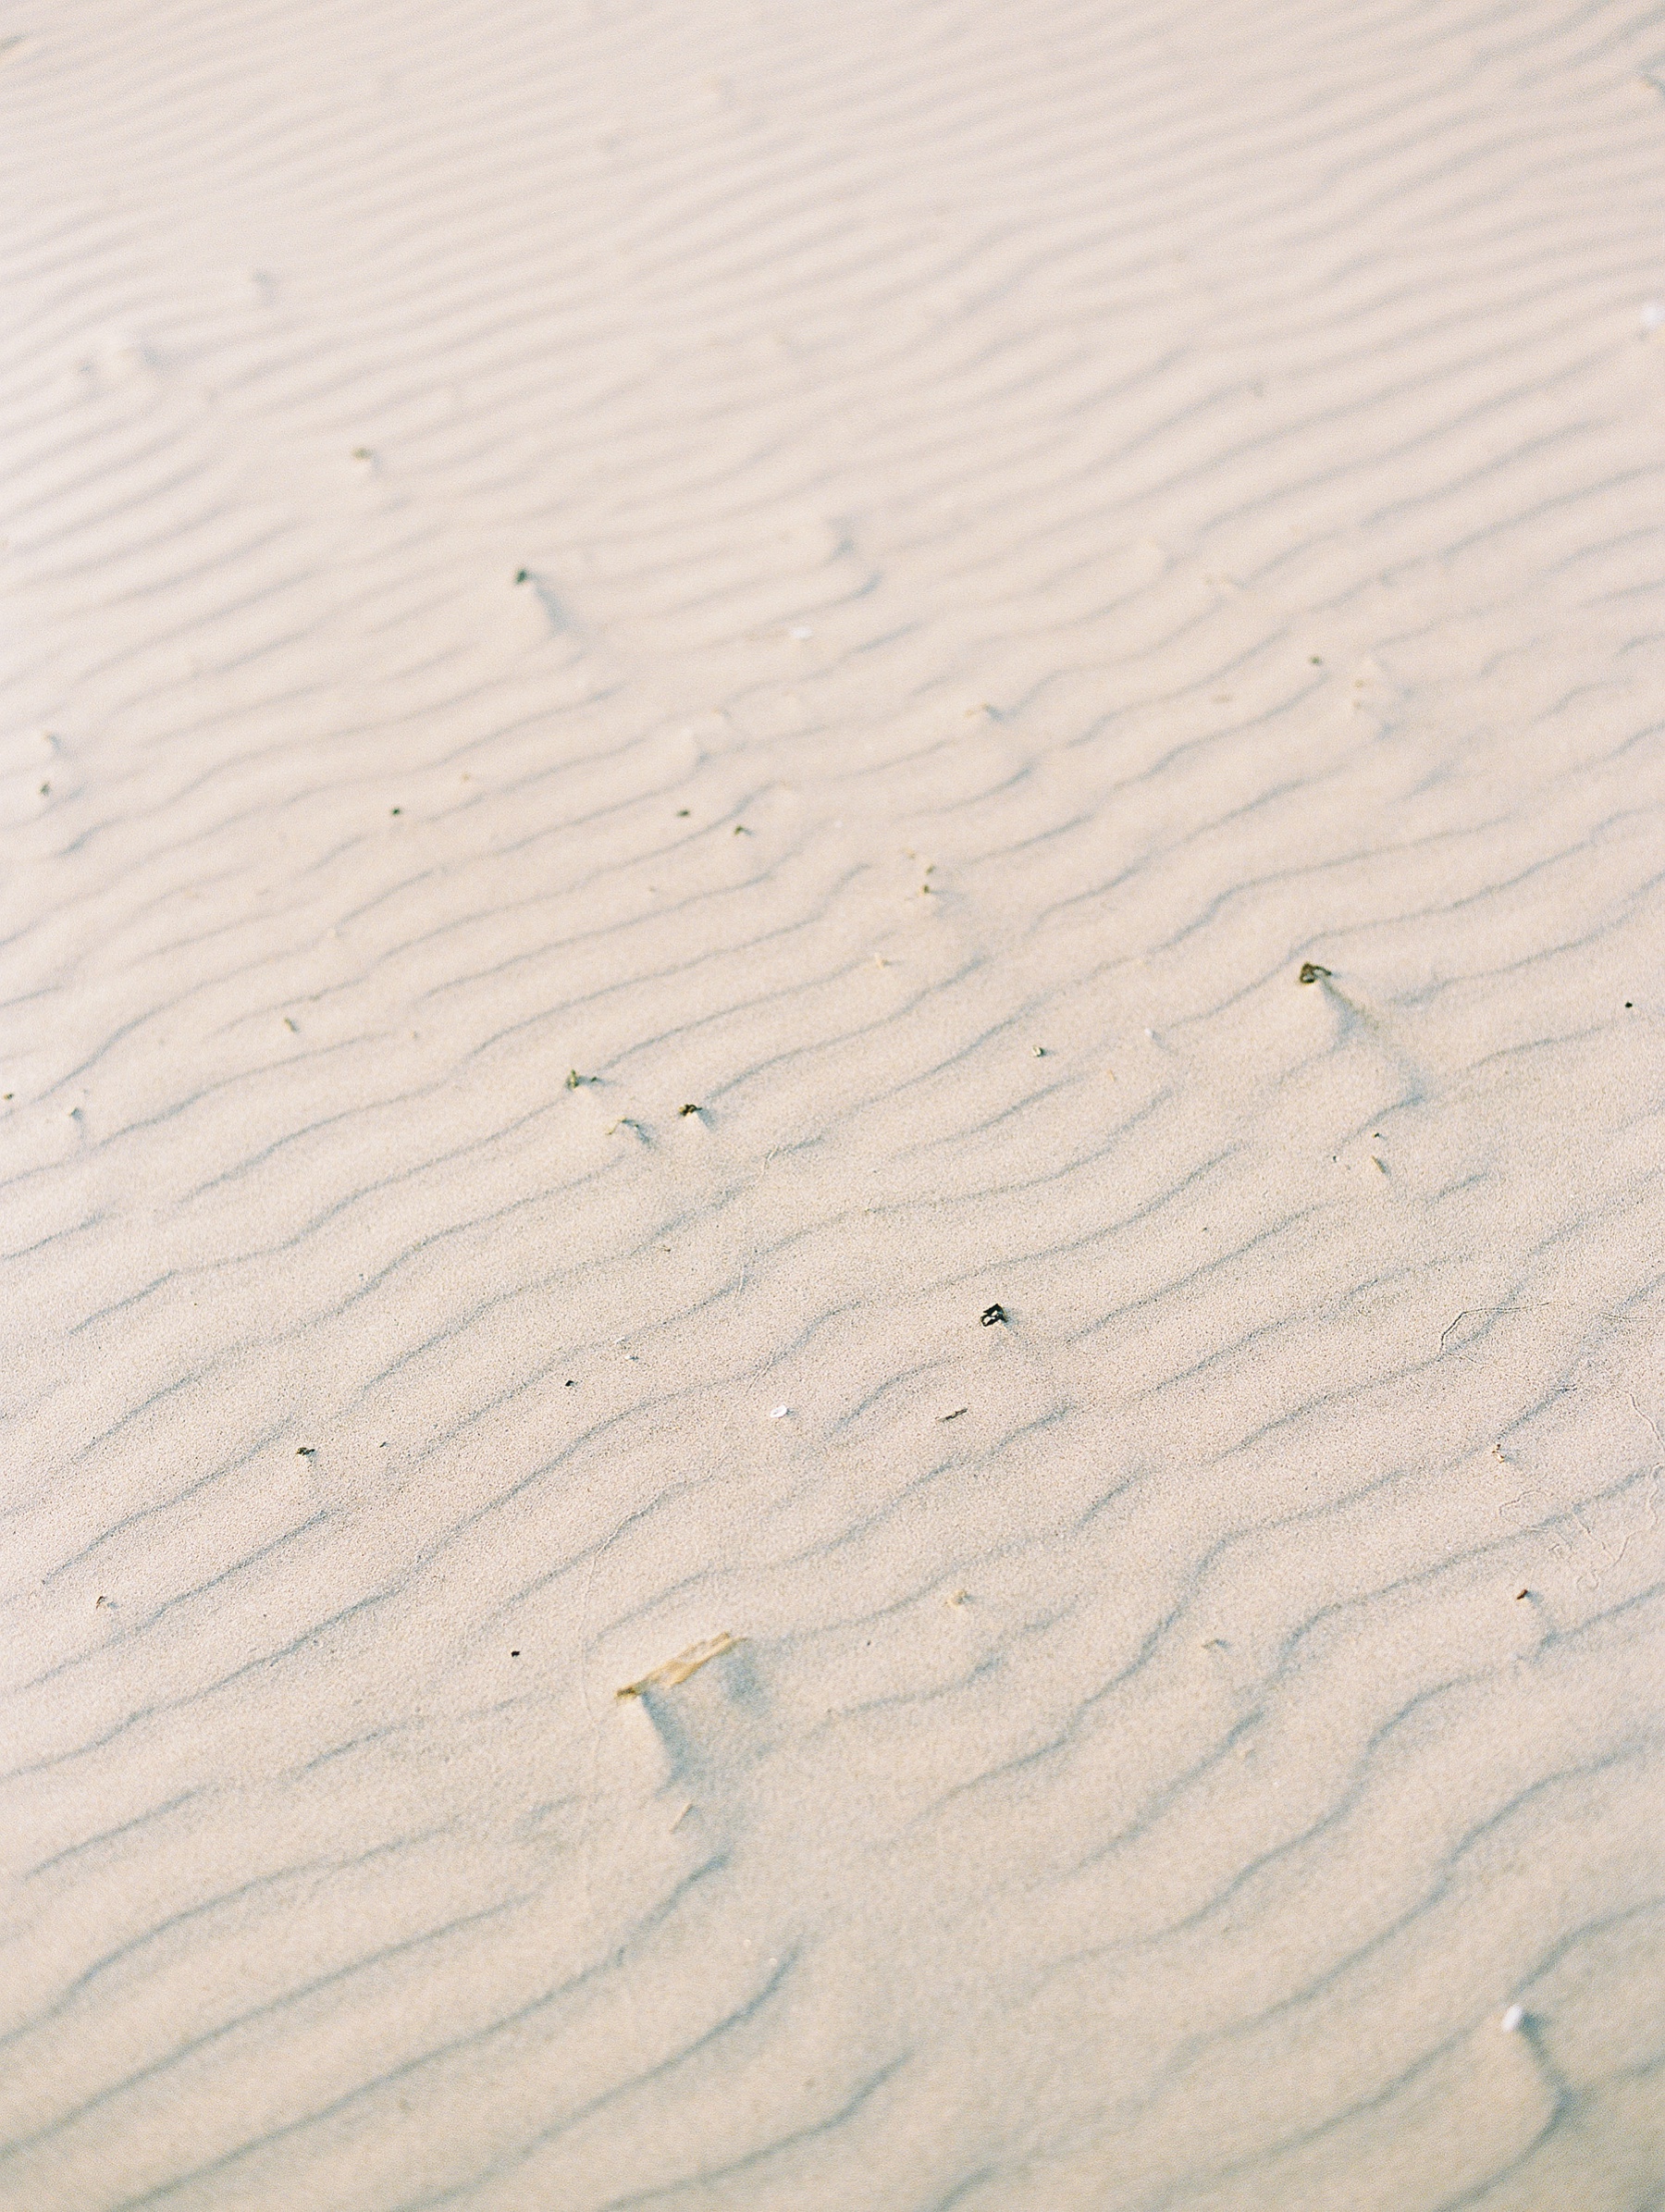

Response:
(4, 0), (1665, 2206)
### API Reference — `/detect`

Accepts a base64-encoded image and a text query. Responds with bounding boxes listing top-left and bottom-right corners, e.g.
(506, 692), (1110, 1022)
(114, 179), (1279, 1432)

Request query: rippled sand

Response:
(4, 2), (1664, 2206)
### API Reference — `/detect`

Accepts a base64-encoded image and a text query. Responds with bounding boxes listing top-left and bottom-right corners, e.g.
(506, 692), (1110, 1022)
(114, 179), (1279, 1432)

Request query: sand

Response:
(3, 0), (1664, 2205)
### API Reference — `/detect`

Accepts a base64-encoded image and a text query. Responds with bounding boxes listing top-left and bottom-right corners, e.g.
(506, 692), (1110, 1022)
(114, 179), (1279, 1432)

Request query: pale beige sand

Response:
(4, 1), (1665, 2206)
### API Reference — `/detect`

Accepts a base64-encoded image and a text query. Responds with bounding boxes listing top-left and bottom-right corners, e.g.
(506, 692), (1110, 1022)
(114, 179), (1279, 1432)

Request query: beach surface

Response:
(4, 1), (1665, 2206)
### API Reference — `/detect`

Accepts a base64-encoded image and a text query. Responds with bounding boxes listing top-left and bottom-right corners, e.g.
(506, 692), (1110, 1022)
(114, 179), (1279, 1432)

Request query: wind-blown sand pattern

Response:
(4, 0), (1665, 2205)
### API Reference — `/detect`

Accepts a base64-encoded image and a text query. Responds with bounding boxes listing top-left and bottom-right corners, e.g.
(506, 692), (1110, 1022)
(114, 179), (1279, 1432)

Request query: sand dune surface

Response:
(4, 1), (1665, 2206)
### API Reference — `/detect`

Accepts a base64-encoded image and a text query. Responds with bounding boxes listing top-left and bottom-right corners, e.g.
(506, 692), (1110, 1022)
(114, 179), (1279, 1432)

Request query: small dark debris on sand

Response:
(980, 1304), (1007, 1327)
(1298, 962), (1332, 984)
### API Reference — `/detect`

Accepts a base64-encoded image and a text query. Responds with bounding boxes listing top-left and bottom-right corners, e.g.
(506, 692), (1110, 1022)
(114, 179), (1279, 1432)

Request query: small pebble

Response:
(1500, 2005), (1524, 2033)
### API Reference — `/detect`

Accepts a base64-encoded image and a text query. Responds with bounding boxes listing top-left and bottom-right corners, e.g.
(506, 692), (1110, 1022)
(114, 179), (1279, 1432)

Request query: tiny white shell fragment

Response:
(770, 1404), (790, 1418)
(1500, 2005), (1524, 2033)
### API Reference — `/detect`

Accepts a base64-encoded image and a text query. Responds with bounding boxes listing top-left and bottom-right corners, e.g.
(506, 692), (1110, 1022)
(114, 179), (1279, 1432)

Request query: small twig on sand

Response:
(616, 1631), (741, 1701)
